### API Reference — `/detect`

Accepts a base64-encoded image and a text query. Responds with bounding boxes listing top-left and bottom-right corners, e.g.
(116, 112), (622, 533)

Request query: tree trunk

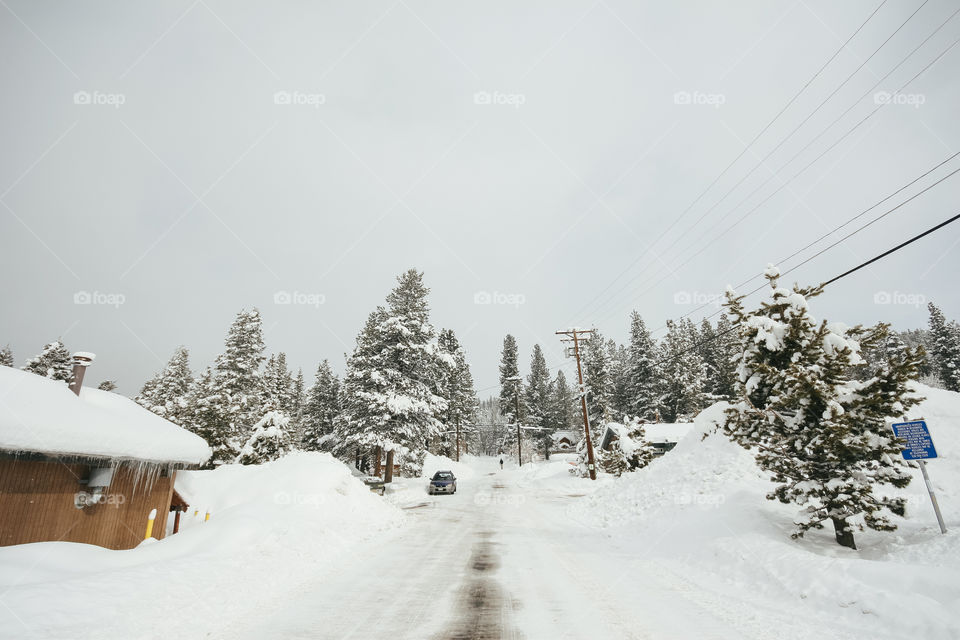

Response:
(831, 516), (857, 550)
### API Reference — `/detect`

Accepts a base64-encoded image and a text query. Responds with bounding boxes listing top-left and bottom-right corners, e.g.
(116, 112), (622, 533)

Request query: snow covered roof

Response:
(0, 366), (211, 466)
(643, 422), (694, 443)
(551, 430), (578, 442)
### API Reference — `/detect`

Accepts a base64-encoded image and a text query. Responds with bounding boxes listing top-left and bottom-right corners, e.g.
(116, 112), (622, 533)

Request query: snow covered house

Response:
(550, 430), (578, 453)
(600, 422), (693, 456)
(0, 355), (210, 550)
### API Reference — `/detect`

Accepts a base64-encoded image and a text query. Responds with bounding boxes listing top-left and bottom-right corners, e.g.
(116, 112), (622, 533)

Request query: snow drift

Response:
(0, 452), (402, 639)
(571, 383), (960, 639)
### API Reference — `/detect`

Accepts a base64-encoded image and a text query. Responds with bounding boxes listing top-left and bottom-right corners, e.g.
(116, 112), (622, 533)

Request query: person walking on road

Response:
(499, 457), (504, 470)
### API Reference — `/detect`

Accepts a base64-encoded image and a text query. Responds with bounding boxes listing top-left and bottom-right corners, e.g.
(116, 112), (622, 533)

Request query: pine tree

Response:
(23, 340), (73, 384)
(263, 353), (294, 412)
(607, 339), (630, 420)
(190, 310), (266, 466)
(548, 369), (575, 433)
(237, 407), (292, 465)
(335, 270), (446, 476)
(583, 332), (612, 431)
(724, 266), (925, 549)
(625, 312), (659, 420)
(437, 329), (480, 459)
(524, 344), (552, 459)
(303, 360), (341, 452)
(658, 319), (707, 422)
(289, 368), (306, 447)
(97, 380), (117, 392)
(927, 303), (960, 392)
(498, 334), (523, 428)
(712, 315), (739, 400)
(136, 346), (194, 426)
(0, 345), (13, 368)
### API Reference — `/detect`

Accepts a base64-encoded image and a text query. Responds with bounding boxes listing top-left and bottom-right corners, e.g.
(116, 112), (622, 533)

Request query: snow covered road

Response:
(225, 458), (832, 640)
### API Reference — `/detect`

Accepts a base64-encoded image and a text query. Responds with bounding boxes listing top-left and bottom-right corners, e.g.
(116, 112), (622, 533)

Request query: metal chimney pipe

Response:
(69, 352), (96, 396)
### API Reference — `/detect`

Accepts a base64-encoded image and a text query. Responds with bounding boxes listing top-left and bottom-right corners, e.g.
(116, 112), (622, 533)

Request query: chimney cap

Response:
(72, 352), (96, 366)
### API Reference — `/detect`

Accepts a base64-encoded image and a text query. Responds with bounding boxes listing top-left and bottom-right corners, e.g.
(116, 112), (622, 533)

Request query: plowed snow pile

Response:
(0, 452), (402, 639)
(571, 383), (960, 640)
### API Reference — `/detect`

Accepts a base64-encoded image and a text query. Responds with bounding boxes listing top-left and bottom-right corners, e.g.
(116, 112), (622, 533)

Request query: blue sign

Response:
(891, 420), (938, 460)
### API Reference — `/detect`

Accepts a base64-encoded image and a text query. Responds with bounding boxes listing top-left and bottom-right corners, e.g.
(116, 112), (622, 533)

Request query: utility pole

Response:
(556, 328), (597, 480)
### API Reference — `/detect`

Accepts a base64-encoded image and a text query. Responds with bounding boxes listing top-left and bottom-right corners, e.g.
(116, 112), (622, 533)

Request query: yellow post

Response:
(144, 508), (157, 540)
(193, 509), (198, 517)
(204, 511), (211, 522)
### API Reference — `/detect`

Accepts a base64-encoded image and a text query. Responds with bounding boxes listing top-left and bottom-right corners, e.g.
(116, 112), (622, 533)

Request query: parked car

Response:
(427, 470), (457, 495)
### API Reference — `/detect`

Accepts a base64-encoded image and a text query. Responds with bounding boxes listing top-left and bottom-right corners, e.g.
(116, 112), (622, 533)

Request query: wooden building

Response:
(0, 355), (210, 550)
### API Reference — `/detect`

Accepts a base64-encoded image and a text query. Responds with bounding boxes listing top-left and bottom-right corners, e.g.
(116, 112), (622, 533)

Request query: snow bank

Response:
(421, 452), (480, 481)
(571, 385), (960, 640)
(0, 452), (401, 639)
(0, 366), (210, 465)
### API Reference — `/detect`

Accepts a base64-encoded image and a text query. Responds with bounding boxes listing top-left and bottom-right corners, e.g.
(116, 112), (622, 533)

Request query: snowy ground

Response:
(1, 387), (957, 639)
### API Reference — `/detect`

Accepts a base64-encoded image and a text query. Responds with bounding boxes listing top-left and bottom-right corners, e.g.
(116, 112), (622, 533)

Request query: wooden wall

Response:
(0, 459), (175, 550)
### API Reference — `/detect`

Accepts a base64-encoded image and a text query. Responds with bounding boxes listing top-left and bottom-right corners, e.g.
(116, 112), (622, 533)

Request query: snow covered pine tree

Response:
(23, 340), (73, 383)
(927, 302), (960, 392)
(136, 346), (194, 426)
(723, 265), (925, 550)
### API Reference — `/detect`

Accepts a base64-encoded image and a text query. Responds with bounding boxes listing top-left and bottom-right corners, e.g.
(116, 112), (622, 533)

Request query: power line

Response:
(648, 210), (960, 370)
(650, 151), (960, 333)
(590, 30), (960, 328)
(565, 0), (890, 325)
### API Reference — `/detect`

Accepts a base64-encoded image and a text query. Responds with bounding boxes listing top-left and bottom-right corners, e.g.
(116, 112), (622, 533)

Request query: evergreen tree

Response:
(263, 353), (294, 412)
(712, 314), (739, 400)
(23, 340), (73, 384)
(289, 368), (306, 447)
(724, 266), (925, 549)
(237, 407), (292, 465)
(658, 319), (707, 422)
(190, 310), (266, 466)
(583, 331), (612, 431)
(0, 345), (13, 368)
(607, 339), (630, 420)
(498, 334), (523, 428)
(524, 344), (552, 458)
(136, 346), (194, 426)
(927, 303), (960, 392)
(548, 369), (575, 433)
(437, 329), (480, 458)
(335, 270), (445, 476)
(303, 360), (341, 451)
(625, 311), (659, 420)
(97, 380), (117, 392)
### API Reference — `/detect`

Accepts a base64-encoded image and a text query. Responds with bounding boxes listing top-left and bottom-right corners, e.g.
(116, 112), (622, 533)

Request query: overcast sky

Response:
(2, 0), (959, 396)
